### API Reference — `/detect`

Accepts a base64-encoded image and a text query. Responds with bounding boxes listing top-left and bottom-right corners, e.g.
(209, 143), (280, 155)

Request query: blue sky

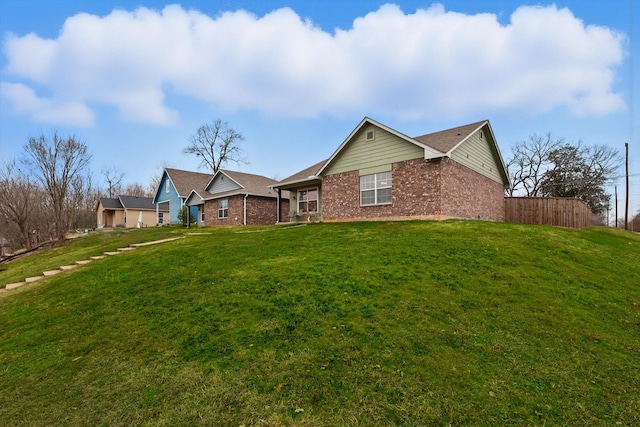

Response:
(0, 0), (638, 218)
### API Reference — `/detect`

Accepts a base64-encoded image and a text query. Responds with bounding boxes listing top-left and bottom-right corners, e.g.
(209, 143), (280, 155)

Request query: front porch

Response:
(291, 212), (321, 223)
(274, 183), (322, 223)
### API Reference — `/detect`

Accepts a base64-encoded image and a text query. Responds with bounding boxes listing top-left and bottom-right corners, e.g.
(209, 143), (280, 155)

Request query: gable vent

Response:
(366, 130), (375, 141)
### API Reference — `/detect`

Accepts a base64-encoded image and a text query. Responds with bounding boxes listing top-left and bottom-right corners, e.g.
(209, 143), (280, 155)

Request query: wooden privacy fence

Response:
(504, 197), (592, 229)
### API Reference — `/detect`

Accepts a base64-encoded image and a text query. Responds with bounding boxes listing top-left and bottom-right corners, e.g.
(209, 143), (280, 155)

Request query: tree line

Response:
(1, 120), (246, 252)
(0, 132), (156, 251)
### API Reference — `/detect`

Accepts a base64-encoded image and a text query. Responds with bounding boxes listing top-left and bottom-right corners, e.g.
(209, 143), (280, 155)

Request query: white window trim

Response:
(297, 187), (319, 215)
(360, 172), (392, 206)
(165, 180), (170, 193)
(218, 199), (228, 219)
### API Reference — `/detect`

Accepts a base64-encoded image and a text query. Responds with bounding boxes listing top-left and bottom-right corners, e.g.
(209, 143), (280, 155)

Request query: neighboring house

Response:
(97, 195), (169, 228)
(185, 170), (289, 226)
(0, 238), (11, 258)
(152, 168), (212, 224)
(273, 117), (509, 223)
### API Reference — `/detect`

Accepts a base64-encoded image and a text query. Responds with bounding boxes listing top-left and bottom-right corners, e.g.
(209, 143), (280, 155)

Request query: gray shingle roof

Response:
(100, 196), (169, 211)
(118, 195), (157, 210)
(99, 197), (123, 209)
(203, 170), (284, 199)
(165, 168), (212, 198)
(413, 120), (487, 153)
(273, 159), (327, 189)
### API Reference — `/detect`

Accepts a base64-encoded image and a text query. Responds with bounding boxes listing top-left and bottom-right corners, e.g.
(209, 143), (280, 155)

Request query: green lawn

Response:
(1, 221), (639, 426)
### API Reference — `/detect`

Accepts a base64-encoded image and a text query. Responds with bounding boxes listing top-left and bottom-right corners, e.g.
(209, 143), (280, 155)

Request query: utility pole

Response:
(615, 185), (618, 228)
(625, 142), (629, 230)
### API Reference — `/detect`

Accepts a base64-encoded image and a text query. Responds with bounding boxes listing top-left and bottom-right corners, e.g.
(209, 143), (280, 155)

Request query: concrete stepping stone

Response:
(2, 236), (189, 296)
(130, 236), (185, 247)
(43, 270), (62, 277)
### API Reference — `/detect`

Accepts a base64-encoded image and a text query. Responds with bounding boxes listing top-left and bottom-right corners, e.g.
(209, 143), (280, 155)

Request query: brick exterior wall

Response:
(440, 158), (505, 221)
(280, 199), (291, 223)
(245, 196), (279, 225)
(322, 157), (505, 222)
(202, 195), (286, 226)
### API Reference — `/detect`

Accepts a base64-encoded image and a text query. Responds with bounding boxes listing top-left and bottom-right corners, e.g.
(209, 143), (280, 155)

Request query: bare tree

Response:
(124, 183), (152, 197)
(184, 119), (247, 174)
(23, 131), (92, 241)
(0, 160), (45, 249)
(102, 167), (125, 198)
(506, 132), (563, 197)
(67, 173), (100, 230)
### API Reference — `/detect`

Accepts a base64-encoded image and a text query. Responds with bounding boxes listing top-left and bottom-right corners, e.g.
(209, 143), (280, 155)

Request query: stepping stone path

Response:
(1, 236), (185, 292)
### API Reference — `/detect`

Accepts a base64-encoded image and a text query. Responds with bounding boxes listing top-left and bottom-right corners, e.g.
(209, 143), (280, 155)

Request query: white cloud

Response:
(0, 3), (626, 124)
(0, 82), (94, 125)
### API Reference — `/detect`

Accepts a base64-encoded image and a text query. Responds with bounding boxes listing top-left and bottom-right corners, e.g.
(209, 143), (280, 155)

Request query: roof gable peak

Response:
(317, 116), (441, 176)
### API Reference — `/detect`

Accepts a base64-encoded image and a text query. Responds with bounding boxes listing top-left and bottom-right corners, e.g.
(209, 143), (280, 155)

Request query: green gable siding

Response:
(450, 128), (504, 185)
(323, 125), (424, 176)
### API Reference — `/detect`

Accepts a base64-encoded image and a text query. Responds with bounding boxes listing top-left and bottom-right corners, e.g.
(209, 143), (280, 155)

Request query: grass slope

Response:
(1, 221), (639, 426)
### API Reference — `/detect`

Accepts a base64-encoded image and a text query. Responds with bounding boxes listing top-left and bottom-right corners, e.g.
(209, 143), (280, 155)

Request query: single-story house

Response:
(153, 168), (212, 224)
(97, 195), (169, 228)
(273, 117), (510, 223)
(185, 169), (289, 226)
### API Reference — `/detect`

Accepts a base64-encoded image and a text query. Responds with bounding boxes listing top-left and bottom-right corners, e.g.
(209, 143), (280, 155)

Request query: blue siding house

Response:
(153, 168), (212, 224)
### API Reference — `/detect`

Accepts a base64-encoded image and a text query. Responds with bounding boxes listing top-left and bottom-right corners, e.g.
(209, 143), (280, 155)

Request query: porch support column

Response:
(276, 189), (281, 223)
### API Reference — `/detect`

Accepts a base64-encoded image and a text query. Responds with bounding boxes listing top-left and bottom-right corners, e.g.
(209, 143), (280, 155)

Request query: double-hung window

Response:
(360, 172), (392, 206)
(218, 199), (228, 219)
(298, 189), (318, 214)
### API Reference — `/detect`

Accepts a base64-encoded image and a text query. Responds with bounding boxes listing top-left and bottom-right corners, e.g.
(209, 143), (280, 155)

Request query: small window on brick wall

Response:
(218, 199), (228, 219)
(360, 172), (392, 206)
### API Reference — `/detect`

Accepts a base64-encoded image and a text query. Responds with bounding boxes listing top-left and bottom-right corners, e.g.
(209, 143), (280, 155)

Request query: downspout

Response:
(243, 194), (248, 225)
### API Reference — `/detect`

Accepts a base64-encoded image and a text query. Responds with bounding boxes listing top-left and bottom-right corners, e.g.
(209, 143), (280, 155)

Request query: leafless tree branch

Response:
(183, 119), (247, 174)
